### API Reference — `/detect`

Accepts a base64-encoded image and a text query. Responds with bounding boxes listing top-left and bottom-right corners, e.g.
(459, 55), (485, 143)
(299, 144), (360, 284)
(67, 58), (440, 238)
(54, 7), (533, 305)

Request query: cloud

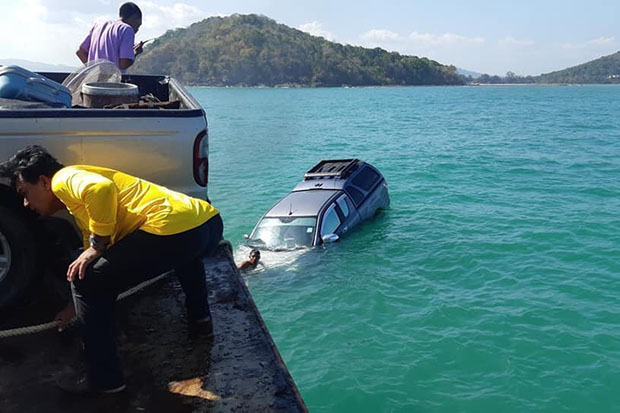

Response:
(560, 36), (617, 50)
(298, 21), (334, 40)
(483, 36), (618, 75)
(140, 1), (210, 31)
(0, 0), (214, 66)
(361, 29), (400, 41)
(0, 0), (87, 66)
(499, 37), (534, 47)
(587, 36), (615, 46)
(357, 28), (486, 67)
(355, 26), (620, 75)
(13, 0), (47, 23)
(360, 29), (484, 50)
(408, 32), (485, 46)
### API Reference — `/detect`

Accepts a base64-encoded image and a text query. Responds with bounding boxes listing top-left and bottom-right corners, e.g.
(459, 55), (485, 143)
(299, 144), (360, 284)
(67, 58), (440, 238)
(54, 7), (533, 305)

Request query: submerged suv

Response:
(246, 159), (389, 250)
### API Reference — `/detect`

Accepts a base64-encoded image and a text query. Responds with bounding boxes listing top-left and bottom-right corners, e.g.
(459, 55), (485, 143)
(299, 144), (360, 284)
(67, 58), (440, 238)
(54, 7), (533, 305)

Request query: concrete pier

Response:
(0, 246), (307, 412)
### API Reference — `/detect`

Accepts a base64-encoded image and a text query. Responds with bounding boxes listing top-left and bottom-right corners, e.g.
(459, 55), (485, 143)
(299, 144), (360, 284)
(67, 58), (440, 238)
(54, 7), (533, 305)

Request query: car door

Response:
(334, 193), (360, 235)
(319, 203), (341, 243)
(319, 194), (361, 243)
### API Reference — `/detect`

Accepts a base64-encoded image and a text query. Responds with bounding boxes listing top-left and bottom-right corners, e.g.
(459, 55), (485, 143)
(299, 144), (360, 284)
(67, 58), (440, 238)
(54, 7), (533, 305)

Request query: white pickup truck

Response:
(0, 72), (210, 309)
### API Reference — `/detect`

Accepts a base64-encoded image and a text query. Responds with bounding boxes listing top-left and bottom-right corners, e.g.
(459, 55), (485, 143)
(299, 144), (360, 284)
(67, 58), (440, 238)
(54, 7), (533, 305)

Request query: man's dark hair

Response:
(0, 145), (64, 187)
(119, 2), (142, 20)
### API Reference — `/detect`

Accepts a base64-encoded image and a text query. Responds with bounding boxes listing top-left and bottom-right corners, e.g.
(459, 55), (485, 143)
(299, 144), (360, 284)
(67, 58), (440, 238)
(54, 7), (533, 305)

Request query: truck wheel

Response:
(0, 206), (38, 309)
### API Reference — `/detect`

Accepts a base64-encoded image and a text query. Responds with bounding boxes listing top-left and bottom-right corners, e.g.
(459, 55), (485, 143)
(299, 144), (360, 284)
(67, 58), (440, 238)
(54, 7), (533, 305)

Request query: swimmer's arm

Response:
(237, 261), (251, 271)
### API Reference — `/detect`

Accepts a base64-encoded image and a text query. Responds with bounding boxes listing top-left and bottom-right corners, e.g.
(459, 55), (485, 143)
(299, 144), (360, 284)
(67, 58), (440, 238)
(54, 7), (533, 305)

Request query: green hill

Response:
(131, 14), (464, 87)
(535, 51), (620, 84)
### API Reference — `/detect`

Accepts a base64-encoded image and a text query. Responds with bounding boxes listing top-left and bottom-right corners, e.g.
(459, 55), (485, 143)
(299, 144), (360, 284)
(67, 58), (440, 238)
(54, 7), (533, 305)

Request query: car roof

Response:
(293, 177), (347, 191)
(265, 189), (339, 218)
(293, 160), (383, 192)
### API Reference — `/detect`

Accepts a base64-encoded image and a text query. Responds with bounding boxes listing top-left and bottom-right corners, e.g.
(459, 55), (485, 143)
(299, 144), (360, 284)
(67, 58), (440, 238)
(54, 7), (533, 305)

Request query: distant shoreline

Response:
(467, 82), (620, 86)
(187, 83), (620, 89)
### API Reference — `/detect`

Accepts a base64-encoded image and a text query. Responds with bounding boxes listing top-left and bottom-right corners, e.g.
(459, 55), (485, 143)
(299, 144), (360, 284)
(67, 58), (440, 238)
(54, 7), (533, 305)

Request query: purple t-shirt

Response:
(79, 19), (135, 71)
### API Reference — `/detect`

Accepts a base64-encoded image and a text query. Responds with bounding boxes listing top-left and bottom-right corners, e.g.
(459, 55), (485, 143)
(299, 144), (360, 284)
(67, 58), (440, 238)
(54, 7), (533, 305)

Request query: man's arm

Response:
(118, 41), (144, 69)
(53, 169), (119, 281)
(66, 231), (111, 281)
(82, 179), (118, 237)
(66, 176), (117, 281)
(53, 169), (118, 241)
(77, 27), (92, 64)
(118, 25), (137, 70)
(119, 58), (134, 70)
(76, 48), (88, 64)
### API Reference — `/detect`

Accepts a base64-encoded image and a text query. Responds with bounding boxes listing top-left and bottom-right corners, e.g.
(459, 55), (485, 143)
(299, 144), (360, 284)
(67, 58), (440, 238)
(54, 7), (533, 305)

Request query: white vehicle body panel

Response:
(0, 73), (208, 199)
(0, 116), (206, 198)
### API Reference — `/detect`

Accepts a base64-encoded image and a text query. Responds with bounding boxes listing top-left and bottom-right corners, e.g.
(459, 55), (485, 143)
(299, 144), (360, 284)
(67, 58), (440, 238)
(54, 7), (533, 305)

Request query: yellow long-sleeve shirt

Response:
(51, 165), (219, 248)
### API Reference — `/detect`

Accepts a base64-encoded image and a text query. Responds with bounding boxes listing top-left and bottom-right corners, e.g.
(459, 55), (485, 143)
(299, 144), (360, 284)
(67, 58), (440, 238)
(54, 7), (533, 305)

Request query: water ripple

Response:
(195, 85), (620, 412)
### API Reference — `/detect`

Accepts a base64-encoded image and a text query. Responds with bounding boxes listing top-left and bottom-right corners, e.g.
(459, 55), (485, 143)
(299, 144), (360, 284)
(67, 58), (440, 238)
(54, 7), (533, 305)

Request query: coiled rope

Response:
(0, 272), (168, 339)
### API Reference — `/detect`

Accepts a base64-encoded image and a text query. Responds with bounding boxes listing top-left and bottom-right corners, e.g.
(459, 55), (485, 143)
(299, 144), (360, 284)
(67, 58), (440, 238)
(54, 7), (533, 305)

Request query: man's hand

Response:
(67, 247), (103, 282)
(134, 41), (144, 56)
(54, 301), (76, 332)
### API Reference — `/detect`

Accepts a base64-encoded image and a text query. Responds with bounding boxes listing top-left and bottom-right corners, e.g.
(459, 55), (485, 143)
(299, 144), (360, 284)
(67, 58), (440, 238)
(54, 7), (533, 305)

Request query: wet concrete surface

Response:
(0, 246), (307, 412)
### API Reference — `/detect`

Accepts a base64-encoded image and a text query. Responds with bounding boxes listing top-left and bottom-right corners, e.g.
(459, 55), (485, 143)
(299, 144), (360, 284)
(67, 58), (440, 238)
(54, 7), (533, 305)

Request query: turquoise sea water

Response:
(190, 85), (620, 412)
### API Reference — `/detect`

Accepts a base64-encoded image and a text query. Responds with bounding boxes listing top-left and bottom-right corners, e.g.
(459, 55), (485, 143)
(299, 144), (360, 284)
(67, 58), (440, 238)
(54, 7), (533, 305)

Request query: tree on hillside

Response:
(132, 14), (466, 87)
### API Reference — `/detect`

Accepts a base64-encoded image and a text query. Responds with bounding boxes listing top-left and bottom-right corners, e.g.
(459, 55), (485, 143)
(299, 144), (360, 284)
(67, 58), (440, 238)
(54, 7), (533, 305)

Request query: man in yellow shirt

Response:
(2, 145), (223, 395)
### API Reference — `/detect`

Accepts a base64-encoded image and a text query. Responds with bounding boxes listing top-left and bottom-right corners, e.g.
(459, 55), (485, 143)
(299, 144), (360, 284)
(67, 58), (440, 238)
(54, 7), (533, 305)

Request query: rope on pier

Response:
(0, 272), (168, 339)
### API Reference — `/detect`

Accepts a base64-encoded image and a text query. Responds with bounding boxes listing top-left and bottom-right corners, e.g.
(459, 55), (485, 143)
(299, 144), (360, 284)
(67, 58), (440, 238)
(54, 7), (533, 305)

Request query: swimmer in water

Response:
(237, 249), (261, 272)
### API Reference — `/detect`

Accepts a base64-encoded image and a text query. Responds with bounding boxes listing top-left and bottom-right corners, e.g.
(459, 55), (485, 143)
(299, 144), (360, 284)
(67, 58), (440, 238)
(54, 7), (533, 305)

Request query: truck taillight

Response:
(193, 129), (208, 187)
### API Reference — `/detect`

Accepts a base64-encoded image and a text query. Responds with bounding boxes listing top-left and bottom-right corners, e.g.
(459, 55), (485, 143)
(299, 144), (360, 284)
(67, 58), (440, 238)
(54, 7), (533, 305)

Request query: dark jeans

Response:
(71, 214), (223, 389)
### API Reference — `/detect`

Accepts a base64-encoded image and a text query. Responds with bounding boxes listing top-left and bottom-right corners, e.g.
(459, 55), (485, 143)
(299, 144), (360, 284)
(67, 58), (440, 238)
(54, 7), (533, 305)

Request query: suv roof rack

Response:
(304, 159), (360, 179)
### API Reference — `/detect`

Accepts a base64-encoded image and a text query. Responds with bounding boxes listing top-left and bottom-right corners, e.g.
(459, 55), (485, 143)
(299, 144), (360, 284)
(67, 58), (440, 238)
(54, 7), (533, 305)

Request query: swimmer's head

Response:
(249, 249), (261, 264)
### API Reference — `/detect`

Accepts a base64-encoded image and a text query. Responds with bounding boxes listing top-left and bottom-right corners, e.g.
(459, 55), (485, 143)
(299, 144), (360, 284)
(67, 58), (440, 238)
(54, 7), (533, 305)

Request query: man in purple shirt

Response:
(77, 2), (144, 71)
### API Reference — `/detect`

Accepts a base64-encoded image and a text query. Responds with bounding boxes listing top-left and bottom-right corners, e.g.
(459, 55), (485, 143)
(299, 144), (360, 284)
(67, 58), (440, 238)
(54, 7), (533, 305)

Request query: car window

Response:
(336, 195), (350, 218)
(351, 167), (380, 192)
(249, 216), (316, 250)
(321, 204), (341, 236)
(345, 185), (364, 205)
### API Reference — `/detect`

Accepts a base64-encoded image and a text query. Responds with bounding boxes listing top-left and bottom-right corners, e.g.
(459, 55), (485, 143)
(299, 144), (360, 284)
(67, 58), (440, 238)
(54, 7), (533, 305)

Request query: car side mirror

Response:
(322, 234), (339, 244)
(243, 234), (249, 239)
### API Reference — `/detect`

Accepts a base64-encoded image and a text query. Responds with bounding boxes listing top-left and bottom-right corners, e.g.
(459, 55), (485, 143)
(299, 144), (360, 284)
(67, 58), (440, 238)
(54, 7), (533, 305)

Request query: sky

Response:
(1, 0), (619, 76)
